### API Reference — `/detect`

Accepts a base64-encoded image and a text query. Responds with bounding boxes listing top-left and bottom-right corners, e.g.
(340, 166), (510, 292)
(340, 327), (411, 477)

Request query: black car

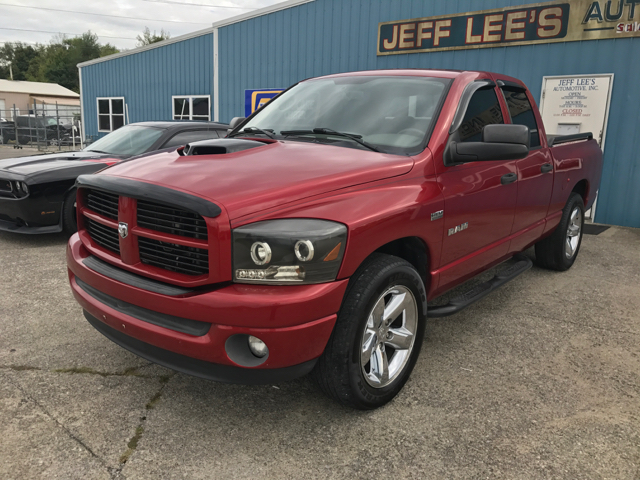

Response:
(0, 120), (16, 144)
(0, 121), (228, 235)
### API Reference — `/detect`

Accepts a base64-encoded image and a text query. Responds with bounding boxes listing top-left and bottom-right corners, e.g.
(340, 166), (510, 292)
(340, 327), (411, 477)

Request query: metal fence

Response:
(0, 101), (85, 152)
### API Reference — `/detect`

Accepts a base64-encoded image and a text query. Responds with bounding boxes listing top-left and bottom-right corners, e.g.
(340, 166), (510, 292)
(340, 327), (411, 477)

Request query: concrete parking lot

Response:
(1, 220), (639, 479)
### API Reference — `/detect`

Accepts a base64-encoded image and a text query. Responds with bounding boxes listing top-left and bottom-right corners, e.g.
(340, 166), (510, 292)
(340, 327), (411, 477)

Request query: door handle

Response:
(541, 163), (553, 173)
(501, 172), (518, 185)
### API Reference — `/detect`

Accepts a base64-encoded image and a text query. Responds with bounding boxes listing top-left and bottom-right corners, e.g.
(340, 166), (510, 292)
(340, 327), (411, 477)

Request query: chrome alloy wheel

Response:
(360, 285), (418, 388)
(565, 207), (582, 259)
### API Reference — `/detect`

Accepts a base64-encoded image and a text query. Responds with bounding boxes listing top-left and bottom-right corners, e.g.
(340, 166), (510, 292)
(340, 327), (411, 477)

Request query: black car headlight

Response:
(232, 219), (347, 285)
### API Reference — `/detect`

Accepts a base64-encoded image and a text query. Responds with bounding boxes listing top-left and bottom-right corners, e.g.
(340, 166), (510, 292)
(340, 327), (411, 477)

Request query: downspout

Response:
(78, 66), (86, 148)
(213, 27), (220, 122)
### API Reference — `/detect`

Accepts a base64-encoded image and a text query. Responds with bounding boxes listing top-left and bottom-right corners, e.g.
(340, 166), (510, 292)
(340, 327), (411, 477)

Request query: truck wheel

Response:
(535, 192), (584, 271)
(62, 188), (78, 236)
(312, 254), (427, 409)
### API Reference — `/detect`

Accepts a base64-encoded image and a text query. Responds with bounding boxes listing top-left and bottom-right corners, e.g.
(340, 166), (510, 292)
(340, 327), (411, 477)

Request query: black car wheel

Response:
(312, 253), (427, 410)
(62, 188), (78, 236)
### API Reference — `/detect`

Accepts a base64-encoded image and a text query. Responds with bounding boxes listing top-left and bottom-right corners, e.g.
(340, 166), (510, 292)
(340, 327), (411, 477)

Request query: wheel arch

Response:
(571, 179), (590, 206)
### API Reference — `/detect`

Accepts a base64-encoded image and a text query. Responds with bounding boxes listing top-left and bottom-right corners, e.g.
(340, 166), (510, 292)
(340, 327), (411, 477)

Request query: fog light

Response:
(247, 335), (268, 358)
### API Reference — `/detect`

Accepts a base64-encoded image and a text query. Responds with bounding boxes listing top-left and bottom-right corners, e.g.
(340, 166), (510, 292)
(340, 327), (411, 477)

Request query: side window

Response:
(501, 89), (541, 148)
(162, 129), (220, 148)
(459, 88), (504, 143)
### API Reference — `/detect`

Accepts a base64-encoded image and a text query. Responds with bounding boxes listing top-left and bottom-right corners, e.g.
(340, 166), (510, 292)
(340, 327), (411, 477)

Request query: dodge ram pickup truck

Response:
(67, 69), (603, 409)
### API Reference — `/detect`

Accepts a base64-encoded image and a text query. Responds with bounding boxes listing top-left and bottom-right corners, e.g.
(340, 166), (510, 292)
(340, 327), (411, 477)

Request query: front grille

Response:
(86, 218), (120, 254)
(87, 190), (119, 220)
(138, 237), (209, 275)
(137, 200), (208, 240)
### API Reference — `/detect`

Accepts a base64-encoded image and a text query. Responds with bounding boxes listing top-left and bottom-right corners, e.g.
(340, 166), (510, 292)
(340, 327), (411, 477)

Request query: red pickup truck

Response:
(67, 69), (603, 409)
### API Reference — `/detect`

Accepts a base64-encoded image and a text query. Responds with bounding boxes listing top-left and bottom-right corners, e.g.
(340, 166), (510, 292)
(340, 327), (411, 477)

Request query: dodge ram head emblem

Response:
(118, 222), (128, 239)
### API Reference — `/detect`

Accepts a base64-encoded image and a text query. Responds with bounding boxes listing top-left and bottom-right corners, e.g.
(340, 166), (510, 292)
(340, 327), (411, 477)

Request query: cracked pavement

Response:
(1, 220), (639, 479)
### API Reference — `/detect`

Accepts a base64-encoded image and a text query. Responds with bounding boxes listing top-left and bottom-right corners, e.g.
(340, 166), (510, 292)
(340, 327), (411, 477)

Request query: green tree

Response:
(32, 32), (119, 92)
(0, 42), (43, 81)
(136, 27), (170, 47)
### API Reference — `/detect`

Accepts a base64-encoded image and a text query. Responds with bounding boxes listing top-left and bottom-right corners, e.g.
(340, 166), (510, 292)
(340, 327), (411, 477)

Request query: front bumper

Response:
(67, 234), (349, 384)
(0, 194), (62, 233)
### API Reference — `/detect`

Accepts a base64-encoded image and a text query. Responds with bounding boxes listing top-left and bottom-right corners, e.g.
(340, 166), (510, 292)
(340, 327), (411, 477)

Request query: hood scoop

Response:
(180, 138), (266, 156)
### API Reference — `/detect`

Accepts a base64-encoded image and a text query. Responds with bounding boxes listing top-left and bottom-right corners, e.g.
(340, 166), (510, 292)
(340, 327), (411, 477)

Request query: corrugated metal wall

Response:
(218, 0), (639, 227)
(81, 33), (213, 140)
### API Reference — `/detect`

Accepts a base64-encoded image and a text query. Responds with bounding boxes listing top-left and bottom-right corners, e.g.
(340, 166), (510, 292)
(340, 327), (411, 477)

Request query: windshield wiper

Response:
(280, 128), (383, 153)
(230, 127), (276, 139)
(85, 149), (109, 154)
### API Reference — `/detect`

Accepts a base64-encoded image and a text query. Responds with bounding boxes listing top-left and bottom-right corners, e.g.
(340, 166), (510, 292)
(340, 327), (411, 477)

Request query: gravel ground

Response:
(0, 222), (639, 480)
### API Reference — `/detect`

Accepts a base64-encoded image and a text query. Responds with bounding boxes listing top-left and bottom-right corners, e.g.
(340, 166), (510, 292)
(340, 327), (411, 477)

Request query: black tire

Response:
(311, 253), (427, 410)
(62, 188), (78, 236)
(535, 192), (585, 271)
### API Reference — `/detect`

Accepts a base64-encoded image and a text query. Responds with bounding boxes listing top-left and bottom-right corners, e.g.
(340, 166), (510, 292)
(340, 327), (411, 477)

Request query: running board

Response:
(428, 254), (533, 318)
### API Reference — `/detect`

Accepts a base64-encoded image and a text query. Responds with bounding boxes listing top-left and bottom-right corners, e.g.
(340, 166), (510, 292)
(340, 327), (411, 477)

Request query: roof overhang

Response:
(31, 96), (80, 106)
(77, 0), (316, 69)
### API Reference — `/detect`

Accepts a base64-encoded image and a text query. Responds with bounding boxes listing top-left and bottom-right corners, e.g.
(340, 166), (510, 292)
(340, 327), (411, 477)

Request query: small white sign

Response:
(539, 74), (614, 148)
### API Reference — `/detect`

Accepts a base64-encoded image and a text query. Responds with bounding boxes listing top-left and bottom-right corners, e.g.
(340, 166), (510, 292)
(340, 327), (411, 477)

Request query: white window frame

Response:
(172, 95), (211, 121)
(97, 97), (125, 132)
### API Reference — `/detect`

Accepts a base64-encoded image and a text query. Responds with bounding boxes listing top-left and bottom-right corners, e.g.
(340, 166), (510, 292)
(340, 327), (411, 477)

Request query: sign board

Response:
(539, 73), (614, 219)
(244, 89), (284, 117)
(539, 74), (614, 148)
(378, 0), (640, 55)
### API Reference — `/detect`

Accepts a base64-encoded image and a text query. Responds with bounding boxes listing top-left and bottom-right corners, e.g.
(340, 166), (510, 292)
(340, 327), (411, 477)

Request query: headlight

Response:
(232, 219), (347, 285)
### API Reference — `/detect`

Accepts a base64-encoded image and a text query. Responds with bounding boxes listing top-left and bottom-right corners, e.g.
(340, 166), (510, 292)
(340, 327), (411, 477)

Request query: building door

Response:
(539, 74), (614, 219)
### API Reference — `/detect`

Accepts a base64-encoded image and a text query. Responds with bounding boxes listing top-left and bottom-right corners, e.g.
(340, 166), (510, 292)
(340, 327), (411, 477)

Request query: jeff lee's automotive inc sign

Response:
(378, 0), (640, 55)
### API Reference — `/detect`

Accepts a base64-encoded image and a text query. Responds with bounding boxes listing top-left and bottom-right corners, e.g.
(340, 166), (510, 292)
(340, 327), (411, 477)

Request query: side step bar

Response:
(427, 254), (533, 318)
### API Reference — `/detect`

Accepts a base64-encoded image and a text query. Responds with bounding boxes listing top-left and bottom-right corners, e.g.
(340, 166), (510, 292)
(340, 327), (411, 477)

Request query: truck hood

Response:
(100, 140), (415, 220)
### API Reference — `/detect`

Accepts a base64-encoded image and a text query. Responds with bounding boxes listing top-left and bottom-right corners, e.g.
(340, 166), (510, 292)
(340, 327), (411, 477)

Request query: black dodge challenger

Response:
(0, 121), (228, 235)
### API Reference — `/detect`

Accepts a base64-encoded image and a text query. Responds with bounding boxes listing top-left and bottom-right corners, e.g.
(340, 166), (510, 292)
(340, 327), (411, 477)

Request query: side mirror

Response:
(448, 124), (530, 164)
(228, 117), (246, 131)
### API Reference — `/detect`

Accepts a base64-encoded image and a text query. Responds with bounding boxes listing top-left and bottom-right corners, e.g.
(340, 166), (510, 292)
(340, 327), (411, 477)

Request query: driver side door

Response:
(435, 84), (518, 292)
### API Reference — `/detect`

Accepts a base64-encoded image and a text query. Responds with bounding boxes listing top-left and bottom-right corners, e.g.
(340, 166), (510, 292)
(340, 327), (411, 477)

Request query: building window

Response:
(172, 96), (210, 121)
(97, 97), (125, 132)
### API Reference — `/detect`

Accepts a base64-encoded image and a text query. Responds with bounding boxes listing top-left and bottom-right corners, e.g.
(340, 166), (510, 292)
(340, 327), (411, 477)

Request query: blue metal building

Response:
(78, 0), (640, 228)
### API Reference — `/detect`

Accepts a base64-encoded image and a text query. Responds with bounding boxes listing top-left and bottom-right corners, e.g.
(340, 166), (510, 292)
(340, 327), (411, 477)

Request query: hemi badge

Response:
(431, 210), (444, 221)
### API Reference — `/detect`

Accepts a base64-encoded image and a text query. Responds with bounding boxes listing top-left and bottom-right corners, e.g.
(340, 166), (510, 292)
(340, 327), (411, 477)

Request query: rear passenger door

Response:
(499, 85), (554, 251)
(161, 129), (220, 149)
(436, 83), (518, 290)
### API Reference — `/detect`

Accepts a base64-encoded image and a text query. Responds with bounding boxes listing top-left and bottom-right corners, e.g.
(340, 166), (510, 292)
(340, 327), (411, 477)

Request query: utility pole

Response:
(9, 64), (13, 80)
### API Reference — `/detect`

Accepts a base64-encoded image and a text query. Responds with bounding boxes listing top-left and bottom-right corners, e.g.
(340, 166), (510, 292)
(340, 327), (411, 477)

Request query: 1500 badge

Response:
(448, 222), (469, 236)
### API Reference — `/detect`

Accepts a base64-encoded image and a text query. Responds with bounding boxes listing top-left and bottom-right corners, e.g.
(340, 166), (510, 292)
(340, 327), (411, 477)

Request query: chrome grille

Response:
(86, 218), (120, 254)
(87, 190), (119, 220)
(137, 200), (208, 240)
(138, 237), (209, 275)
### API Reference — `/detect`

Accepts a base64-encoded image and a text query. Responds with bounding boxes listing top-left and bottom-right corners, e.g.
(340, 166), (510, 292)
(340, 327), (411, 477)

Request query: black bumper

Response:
(84, 311), (318, 385)
(0, 195), (62, 233)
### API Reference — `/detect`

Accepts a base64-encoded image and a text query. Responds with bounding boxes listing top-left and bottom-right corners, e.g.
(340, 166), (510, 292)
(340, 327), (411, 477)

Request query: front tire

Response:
(62, 188), (78, 236)
(535, 192), (585, 271)
(312, 254), (427, 410)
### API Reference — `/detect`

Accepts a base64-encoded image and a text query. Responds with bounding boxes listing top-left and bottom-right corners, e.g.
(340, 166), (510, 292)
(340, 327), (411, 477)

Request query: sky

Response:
(0, 0), (285, 50)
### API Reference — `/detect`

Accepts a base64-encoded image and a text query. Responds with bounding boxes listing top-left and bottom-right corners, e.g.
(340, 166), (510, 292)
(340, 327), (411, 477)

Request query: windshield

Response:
(84, 125), (164, 156)
(241, 76), (450, 155)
